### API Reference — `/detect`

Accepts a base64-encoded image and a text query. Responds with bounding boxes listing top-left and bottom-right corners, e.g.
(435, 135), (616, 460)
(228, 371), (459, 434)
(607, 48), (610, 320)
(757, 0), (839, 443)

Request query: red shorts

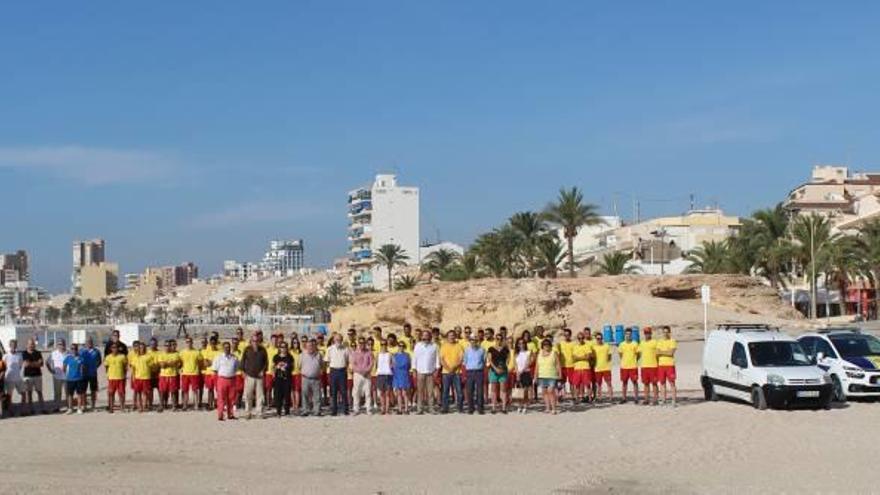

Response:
(595, 370), (611, 384)
(108, 379), (125, 395)
(507, 371), (516, 390)
(640, 367), (658, 384)
(292, 375), (302, 392)
(561, 367), (574, 384)
(159, 376), (180, 393)
(203, 374), (217, 390)
(181, 374), (201, 392)
(133, 378), (151, 393)
(658, 366), (677, 383)
(235, 375), (244, 394)
(620, 368), (638, 383)
(570, 369), (591, 387)
(264, 374), (275, 389)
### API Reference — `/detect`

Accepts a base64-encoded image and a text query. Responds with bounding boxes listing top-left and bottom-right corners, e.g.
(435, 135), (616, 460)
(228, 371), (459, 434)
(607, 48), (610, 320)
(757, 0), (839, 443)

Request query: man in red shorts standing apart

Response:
(592, 332), (613, 402)
(656, 325), (678, 407)
(618, 328), (639, 404)
(638, 327), (660, 406)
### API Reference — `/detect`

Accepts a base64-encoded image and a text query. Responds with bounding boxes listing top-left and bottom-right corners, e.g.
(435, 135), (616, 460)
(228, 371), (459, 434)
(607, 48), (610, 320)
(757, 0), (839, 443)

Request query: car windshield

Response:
(748, 341), (811, 367)
(829, 335), (880, 358)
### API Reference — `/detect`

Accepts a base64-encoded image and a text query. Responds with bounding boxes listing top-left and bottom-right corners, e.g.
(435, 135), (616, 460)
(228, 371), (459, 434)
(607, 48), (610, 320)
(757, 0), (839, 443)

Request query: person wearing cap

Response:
(638, 327), (660, 406)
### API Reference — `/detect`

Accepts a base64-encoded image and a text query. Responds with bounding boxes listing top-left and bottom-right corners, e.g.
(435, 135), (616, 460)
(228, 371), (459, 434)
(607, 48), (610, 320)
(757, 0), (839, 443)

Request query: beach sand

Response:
(1, 342), (875, 494)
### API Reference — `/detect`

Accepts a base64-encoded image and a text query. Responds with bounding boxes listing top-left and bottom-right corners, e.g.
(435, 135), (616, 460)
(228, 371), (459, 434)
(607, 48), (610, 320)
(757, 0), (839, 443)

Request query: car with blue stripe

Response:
(798, 329), (880, 402)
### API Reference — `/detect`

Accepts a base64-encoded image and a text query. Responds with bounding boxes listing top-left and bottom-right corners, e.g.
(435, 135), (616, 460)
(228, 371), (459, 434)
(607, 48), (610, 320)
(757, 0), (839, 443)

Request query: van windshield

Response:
(829, 335), (880, 358)
(748, 341), (811, 367)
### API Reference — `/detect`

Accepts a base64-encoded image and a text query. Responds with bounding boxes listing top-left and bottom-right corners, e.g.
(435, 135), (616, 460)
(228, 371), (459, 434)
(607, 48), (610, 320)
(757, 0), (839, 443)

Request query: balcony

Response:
(348, 201), (373, 217)
(347, 225), (372, 242)
(348, 190), (372, 204)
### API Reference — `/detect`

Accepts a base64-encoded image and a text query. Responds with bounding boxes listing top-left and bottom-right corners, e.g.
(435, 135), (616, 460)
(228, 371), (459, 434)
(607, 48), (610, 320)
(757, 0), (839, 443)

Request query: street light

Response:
(650, 228), (668, 275)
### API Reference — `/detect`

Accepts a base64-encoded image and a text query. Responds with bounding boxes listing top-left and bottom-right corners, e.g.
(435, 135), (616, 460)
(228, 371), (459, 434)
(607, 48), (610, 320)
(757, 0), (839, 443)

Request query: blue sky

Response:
(2, 1), (879, 292)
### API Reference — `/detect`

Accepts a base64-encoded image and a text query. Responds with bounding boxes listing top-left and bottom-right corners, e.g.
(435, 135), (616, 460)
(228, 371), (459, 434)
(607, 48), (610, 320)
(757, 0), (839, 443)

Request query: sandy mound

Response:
(331, 275), (808, 338)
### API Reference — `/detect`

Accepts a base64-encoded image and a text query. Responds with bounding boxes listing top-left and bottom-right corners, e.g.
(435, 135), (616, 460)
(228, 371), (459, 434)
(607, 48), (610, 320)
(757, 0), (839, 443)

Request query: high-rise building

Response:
(72, 239), (106, 294)
(80, 262), (119, 300)
(347, 174), (420, 291)
(0, 250), (29, 284)
(174, 262), (199, 286)
(262, 240), (304, 276)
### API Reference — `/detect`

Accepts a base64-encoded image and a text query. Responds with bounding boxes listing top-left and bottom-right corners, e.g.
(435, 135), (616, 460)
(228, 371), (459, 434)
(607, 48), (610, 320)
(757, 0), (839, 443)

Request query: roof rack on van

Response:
(716, 324), (779, 333)
(817, 327), (861, 335)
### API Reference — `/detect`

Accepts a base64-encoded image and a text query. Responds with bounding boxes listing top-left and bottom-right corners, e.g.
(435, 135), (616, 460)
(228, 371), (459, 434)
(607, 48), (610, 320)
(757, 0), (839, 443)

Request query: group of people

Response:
(0, 323), (678, 421)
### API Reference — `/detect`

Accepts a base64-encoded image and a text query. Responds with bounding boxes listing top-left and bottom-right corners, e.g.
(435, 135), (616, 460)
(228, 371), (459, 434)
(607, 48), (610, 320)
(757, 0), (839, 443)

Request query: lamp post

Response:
(650, 228), (668, 275)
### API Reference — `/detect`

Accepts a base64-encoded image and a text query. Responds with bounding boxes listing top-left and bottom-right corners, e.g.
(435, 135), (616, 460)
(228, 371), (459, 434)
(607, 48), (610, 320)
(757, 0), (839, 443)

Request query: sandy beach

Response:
(1, 341), (877, 494)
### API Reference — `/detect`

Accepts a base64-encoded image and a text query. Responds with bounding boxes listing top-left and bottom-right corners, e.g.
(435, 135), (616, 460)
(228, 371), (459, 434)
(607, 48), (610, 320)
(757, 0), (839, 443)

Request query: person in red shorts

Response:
(103, 342), (128, 413)
(179, 337), (202, 411)
(157, 340), (181, 412)
(130, 342), (155, 413)
(570, 332), (593, 404)
(617, 329), (639, 404)
(591, 333), (613, 402)
(656, 325), (678, 407)
(201, 336), (220, 409)
(638, 327), (660, 406)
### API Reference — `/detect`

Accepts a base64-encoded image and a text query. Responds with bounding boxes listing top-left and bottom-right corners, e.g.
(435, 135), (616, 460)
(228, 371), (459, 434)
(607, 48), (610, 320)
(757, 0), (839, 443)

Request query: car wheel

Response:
(831, 376), (847, 403)
(702, 377), (718, 401)
(751, 386), (767, 410)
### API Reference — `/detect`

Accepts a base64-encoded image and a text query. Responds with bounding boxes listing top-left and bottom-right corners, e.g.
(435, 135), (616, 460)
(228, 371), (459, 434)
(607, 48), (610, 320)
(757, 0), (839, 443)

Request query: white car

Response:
(798, 329), (880, 402)
(701, 324), (832, 410)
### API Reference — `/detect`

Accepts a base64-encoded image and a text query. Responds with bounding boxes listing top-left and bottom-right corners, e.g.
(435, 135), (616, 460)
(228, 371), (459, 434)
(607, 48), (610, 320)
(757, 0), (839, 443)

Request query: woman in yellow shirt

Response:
(536, 339), (561, 414)
(290, 337), (302, 411)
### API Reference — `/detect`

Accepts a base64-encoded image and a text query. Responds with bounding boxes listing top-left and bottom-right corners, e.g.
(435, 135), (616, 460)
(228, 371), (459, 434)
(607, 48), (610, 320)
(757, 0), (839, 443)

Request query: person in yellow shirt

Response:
(264, 334), (280, 406)
(372, 327), (384, 353)
(638, 327), (660, 406)
(571, 332), (593, 404)
(290, 337), (303, 410)
(146, 338), (161, 404)
(439, 331), (465, 413)
(179, 337), (202, 411)
(617, 328), (640, 404)
(157, 340), (181, 412)
(401, 323), (416, 351)
(200, 336), (220, 410)
(235, 327), (248, 354)
(103, 342), (128, 413)
(656, 325), (678, 406)
(557, 329), (576, 401)
(231, 337), (245, 407)
(129, 342), (155, 413)
(592, 333), (613, 402)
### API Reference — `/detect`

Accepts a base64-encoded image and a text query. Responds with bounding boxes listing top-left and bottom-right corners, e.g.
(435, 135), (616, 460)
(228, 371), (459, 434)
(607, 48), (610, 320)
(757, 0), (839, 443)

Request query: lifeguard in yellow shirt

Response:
(618, 328), (640, 404)
(657, 325), (678, 406)
(638, 327), (660, 406)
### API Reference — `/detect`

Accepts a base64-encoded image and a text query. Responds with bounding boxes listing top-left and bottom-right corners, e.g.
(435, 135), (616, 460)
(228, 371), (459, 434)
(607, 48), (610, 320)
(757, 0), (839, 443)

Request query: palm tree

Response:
(508, 211), (546, 274)
(292, 295), (311, 315)
(543, 187), (603, 278)
(171, 306), (188, 322)
(790, 213), (837, 319)
(255, 296), (270, 320)
(685, 241), (732, 274)
(858, 219), (880, 317)
(325, 281), (348, 306)
(239, 295), (257, 323)
(206, 300), (218, 324)
(394, 275), (418, 290)
(596, 251), (640, 275)
(422, 248), (461, 279)
(459, 252), (481, 280)
(822, 235), (863, 316)
(45, 306), (61, 325)
(533, 235), (566, 278)
(733, 205), (793, 288)
(374, 244), (410, 291)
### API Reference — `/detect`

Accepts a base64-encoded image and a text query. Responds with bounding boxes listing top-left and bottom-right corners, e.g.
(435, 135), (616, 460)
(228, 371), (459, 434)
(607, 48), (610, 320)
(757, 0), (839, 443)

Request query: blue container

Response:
(614, 325), (625, 345)
(602, 325), (613, 344)
(632, 326), (640, 343)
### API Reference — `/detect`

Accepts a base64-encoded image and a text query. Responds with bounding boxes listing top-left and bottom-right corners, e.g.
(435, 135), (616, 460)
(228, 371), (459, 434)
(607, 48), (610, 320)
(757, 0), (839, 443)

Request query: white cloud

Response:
(191, 199), (329, 228)
(0, 145), (180, 185)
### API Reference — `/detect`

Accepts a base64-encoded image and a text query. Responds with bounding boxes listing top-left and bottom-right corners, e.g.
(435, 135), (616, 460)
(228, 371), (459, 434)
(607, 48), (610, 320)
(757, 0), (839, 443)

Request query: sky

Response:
(2, 1), (879, 292)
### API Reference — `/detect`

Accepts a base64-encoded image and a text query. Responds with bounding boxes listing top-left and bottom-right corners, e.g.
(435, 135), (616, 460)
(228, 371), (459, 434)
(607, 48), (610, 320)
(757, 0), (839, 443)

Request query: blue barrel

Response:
(602, 325), (613, 344)
(614, 325), (625, 345)
(632, 326), (640, 343)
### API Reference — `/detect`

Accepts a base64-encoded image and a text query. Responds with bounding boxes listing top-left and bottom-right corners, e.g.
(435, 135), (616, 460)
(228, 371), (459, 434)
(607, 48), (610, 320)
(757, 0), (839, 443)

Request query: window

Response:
(799, 337), (817, 357)
(731, 343), (748, 368)
(748, 341), (811, 367)
(815, 339), (837, 359)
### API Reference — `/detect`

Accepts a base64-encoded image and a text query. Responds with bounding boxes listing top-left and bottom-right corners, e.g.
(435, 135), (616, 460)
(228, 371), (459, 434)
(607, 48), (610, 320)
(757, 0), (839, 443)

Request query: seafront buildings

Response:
(0, 249), (48, 324)
(71, 239), (106, 294)
(348, 174), (420, 291)
(224, 239), (305, 282)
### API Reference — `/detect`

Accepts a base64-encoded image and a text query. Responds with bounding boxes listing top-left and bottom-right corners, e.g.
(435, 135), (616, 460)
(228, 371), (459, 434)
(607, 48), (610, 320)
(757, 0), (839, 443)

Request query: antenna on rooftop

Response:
(689, 193), (695, 212)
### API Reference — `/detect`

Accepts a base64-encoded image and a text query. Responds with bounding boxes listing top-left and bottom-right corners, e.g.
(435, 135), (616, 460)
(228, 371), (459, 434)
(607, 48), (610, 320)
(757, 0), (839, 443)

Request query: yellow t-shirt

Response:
(266, 345), (279, 374)
(158, 351), (181, 377)
(146, 349), (160, 376)
(291, 350), (302, 376)
(593, 344), (612, 372)
(536, 350), (559, 379)
(130, 353), (154, 380)
(572, 343), (593, 371)
(200, 347), (219, 375)
(657, 338), (677, 367)
(179, 349), (201, 376)
(481, 339), (496, 354)
(439, 342), (464, 373)
(527, 340), (539, 354)
(236, 340), (248, 354)
(618, 342), (639, 370)
(401, 335), (415, 350)
(558, 341), (576, 368)
(234, 348), (244, 376)
(372, 339), (382, 354)
(104, 354), (127, 380)
(638, 340), (659, 368)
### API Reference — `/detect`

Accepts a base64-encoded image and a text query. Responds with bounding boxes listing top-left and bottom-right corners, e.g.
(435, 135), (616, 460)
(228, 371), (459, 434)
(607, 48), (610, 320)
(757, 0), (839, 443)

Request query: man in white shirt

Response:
(3, 339), (24, 413)
(212, 342), (239, 421)
(326, 333), (350, 416)
(46, 339), (68, 412)
(413, 330), (439, 414)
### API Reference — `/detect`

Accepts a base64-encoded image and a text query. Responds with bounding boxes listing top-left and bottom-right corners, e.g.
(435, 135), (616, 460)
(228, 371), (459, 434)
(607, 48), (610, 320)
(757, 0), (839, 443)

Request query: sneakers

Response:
(65, 409), (74, 415)
(77, 408), (84, 415)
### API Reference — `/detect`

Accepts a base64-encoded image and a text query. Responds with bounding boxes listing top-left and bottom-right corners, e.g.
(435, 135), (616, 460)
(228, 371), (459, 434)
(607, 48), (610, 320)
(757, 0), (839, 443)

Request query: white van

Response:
(701, 324), (832, 410)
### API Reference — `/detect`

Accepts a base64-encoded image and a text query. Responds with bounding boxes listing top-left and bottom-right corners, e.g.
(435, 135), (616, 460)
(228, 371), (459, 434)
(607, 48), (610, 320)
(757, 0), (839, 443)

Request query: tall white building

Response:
(263, 240), (304, 276)
(348, 174), (420, 291)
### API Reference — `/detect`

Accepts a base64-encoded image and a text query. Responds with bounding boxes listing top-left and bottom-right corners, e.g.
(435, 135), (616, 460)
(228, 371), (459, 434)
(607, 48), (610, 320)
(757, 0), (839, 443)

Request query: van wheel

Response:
(702, 378), (718, 401)
(751, 386), (767, 410)
(831, 376), (847, 403)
